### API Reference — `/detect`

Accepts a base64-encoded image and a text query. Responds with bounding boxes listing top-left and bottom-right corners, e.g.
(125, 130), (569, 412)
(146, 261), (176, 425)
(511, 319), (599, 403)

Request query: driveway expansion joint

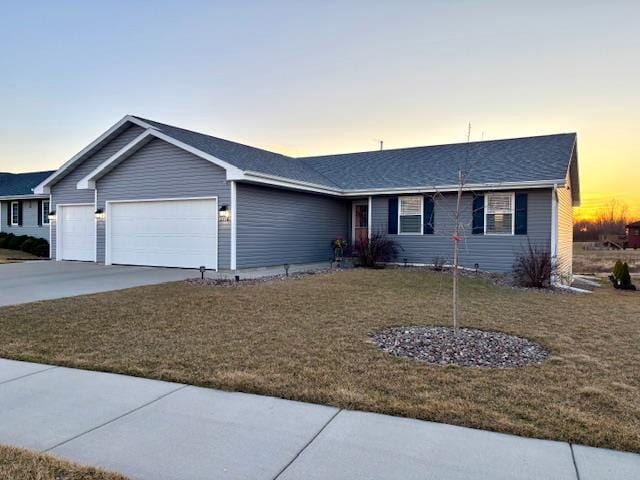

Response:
(43, 384), (189, 454)
(271, 408), (343, 480)
(0, 365), (59, 386)
(570, 444), (581, 480)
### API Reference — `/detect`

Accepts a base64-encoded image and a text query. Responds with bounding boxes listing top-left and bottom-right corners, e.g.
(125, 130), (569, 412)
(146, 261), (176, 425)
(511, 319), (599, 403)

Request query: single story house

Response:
(34, 115), (579, 279)
(0, 171), (55, 241)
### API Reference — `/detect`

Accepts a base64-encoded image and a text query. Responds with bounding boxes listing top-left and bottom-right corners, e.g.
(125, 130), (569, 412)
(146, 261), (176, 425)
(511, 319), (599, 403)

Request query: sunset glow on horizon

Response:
(1, 1), (638, 222)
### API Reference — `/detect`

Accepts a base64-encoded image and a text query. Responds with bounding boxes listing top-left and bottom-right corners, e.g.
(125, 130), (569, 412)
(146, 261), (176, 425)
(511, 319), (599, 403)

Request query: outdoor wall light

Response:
(95, 209), (105, 220)
(218, 205), (230, 222)
(47, 210), (56, 220)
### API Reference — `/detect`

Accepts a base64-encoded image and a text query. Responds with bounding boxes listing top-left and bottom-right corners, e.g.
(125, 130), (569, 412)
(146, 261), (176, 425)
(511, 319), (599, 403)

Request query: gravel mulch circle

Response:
(185, 268), (335, 287)
(370, 326), (549, 368)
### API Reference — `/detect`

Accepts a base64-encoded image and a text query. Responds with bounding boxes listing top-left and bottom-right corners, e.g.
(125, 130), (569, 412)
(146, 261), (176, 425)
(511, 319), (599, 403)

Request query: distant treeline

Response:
(573, 200), (634, 242)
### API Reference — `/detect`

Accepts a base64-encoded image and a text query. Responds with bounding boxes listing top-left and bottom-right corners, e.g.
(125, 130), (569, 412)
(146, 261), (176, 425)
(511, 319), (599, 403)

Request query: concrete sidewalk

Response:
(0, 359), (638, 480)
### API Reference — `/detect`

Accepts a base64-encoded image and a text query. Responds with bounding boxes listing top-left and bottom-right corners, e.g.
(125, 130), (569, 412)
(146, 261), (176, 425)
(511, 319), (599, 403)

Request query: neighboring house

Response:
(34, 115), (579, 280)
(0, 171), (55, 241)
(626, 221), (640, 249)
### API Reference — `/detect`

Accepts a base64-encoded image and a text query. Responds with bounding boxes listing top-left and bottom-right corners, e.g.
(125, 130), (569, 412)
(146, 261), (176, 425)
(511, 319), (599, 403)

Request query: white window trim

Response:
(484, 192), (515, 236)
(10, 201), (19, 226)
(42, 200), (50, 225)
(398, 195), (423, 235)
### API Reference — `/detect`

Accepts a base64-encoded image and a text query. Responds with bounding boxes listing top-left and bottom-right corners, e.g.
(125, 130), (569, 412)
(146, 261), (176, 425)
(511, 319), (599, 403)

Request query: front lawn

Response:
(0, 444), (128, 480)
(0, 248), (40, 264)
(0, 269), (638, 452)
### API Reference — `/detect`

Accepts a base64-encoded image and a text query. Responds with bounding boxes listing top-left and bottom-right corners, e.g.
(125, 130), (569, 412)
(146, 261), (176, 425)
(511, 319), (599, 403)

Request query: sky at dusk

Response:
(0, 1), (638, 220)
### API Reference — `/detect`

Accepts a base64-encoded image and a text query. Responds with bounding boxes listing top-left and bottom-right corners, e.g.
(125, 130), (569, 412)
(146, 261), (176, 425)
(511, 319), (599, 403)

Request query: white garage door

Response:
(108, 198), (217, 269)
(59, 204), (96, 261)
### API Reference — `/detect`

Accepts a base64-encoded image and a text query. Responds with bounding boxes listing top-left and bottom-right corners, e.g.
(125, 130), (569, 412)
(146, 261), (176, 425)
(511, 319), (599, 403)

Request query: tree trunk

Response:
(452, 169), (463, 335)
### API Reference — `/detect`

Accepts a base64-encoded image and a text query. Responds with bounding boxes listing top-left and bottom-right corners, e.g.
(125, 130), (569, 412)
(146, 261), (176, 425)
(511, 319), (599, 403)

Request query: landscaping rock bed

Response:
(185, 268), (334, 287)
(370, 326), (549, 368)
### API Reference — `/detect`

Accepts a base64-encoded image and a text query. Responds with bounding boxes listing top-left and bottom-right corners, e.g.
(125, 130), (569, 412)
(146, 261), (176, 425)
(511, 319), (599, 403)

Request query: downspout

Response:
(551, 184), (559, 285)
(230, 181), (237, 271)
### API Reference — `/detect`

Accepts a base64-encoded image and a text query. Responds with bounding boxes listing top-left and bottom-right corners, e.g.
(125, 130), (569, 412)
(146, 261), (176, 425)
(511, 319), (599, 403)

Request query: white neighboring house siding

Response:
(49, 125), (145, 258)
(555, 177), (574, 283)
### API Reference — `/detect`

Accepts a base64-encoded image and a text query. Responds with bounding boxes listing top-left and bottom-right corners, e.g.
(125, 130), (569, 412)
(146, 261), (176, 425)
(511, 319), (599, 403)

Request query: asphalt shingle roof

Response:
(134, 116), (576, 191)
(0, 170), (55, 197)
(135, 118), (341, 188)
(299, 134), (577, 190)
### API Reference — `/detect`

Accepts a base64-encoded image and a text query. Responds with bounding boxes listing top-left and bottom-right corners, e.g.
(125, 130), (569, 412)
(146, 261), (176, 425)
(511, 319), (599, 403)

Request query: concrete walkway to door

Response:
(0, 260), (328, 307)
(0, 358), (638, 480)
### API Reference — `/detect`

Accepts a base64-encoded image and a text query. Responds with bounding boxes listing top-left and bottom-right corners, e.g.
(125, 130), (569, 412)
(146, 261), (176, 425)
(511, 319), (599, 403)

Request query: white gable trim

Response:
(34, 115), (157, 194)
(77, 128), (245, 189)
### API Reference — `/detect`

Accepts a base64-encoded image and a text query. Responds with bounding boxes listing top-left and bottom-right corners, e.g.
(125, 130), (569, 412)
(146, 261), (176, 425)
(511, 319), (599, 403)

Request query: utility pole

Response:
(380, 140), (384, 151)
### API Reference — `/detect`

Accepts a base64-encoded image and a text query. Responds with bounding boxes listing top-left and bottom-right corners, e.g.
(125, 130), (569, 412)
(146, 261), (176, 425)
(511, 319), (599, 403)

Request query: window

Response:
(10, 201), (19, 226)
(399, 196), (423, 234)
(485, 193), (514, 235)
(42, 200), (50, 225)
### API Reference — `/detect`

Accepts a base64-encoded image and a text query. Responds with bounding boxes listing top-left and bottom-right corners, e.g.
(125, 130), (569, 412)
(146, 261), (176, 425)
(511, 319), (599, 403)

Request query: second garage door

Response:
(107, 198), (218, 269)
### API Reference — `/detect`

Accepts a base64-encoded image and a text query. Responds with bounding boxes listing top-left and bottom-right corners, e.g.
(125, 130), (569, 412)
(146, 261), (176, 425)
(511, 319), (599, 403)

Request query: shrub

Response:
(32, 240), (50, 258)
(0, 233), (49, 257)
(0, 233), (13, 249)
(355, 232), (401, 268)
(432, 256), (447, 271)
(613, 260), (624, 281)
(20, 238), (37, 254)
(513, 241), (555, 288)
(6, 235), (29, 250)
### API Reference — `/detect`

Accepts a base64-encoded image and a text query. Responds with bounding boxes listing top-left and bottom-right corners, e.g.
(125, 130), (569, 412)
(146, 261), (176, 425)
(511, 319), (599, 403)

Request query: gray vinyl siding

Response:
(236, 184), (349, 268)
(50, 125), (145, 258)
(95, 138), (231, 268)
(369, 189), (552, 273)
(556, 182), (574, 280)
(0, 199), (50, 240)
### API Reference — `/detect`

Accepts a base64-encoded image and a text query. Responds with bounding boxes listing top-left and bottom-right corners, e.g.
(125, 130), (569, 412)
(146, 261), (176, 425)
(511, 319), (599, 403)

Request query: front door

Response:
(353, 202), (369, 249)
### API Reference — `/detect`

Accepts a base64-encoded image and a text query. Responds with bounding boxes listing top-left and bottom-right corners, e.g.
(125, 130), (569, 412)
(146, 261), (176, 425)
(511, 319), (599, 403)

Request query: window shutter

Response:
(472, 194), (484, 234)
(6, 203), (9, 226)
(515, 192), (528, 235)
(18, 201), (23, 226)
(37, 200), (42, 226)
(388, 198), (398, 234)
(423, 196), (434, 234)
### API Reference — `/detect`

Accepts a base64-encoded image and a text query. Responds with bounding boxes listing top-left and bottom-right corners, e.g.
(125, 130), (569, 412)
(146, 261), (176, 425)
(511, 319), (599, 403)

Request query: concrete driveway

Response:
(0, 261), (200, 306)
(1, 359), (638, 480)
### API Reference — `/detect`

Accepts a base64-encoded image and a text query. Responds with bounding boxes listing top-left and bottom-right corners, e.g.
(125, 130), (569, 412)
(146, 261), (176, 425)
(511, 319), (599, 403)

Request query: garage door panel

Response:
(59, 205), (95, 261)
(108, 199), (217, 269)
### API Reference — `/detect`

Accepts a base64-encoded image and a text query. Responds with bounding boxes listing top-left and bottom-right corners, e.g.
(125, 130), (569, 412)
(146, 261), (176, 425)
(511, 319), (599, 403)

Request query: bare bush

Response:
(432, 256), (447, 271)
(355, 232), (401, 268)
(513, 242), (556, 288)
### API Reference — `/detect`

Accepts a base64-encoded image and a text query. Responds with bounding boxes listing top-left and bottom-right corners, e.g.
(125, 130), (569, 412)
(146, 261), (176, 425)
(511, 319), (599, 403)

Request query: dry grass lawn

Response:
(0, 248), (40, 264)
(0, 444), (128, 480)
(574, 242), (640, 275)
(0, 268), (638, 452)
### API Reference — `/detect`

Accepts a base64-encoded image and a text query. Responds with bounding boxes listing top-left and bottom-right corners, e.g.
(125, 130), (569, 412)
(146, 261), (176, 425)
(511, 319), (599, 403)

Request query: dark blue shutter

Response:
(515, 192), (528, 235)
(423, 196), (434, 234)
(388, 198), (398, 234)
(6, 203), (9, 226)
(17, 201), (23, 226)
(37, 200), (42, 226)
(472, 194), (484, 234)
